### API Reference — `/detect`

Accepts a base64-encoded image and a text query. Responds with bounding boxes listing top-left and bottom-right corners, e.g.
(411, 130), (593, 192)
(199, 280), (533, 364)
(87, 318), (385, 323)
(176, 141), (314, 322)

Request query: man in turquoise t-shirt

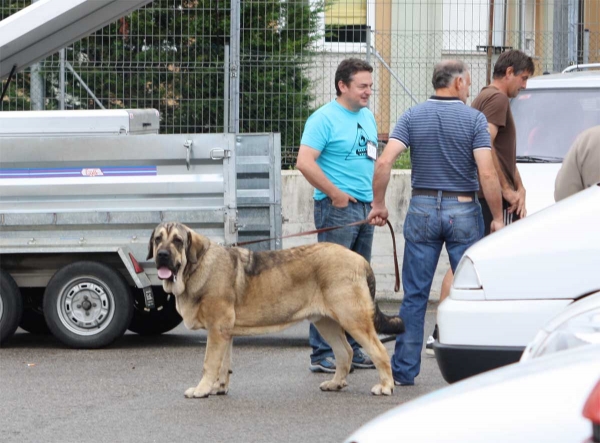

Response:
(296, 58), (378, 373)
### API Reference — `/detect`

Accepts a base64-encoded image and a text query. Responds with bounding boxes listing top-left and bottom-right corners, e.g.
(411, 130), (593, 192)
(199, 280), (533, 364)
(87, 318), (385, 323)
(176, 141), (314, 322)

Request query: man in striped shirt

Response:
(427, 50), (535, 355)
(368, 60), (504, 386)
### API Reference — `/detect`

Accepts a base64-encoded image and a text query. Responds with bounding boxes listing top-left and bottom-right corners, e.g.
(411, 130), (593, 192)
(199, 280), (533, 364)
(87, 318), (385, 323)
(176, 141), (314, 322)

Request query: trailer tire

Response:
(43, 262), (133, 349)
(0, 269), (23, 346)
(128, 286), (182, 335)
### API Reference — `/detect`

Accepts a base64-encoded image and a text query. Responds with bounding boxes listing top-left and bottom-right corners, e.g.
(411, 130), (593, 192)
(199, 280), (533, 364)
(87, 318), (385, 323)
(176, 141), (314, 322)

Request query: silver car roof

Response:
(527, 70), (600, 89)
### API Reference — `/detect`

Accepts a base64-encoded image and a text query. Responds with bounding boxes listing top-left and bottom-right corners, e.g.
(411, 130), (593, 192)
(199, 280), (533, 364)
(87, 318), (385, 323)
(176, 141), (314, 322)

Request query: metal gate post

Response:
(59, 48), (66, 110)
(30, 0), (45, 111)
(224, 134), (239, 246)
(567, 0), (579, 64)
(224, 44), (230, 133)
(229, 0), (241, 134)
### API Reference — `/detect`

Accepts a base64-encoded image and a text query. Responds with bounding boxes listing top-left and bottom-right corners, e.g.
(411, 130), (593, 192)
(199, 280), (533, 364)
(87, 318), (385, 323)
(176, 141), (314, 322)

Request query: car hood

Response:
(344, 345), (600, 443)
(517, 163), (562, 215)
(466, 184), (600, 300)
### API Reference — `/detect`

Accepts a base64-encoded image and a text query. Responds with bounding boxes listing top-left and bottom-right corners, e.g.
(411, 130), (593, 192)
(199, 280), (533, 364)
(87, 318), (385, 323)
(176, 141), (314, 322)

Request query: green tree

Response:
(1, 0), (33, 111)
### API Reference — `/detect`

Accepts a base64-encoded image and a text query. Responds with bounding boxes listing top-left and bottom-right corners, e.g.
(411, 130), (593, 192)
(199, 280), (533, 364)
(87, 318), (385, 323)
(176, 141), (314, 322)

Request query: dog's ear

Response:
(146, 227), (156, 260)
(186, 229), (199, 264)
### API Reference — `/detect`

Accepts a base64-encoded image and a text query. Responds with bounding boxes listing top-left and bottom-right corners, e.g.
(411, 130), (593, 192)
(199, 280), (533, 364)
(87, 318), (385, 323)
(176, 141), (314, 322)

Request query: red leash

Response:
(231, 219), (401, 293)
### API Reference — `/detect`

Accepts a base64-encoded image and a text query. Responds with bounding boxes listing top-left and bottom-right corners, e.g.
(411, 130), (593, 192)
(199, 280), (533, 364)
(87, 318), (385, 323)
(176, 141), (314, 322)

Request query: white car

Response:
(521, 290), (600, 362)
(434, 183), (600, 383)
(513, 66), (600, 214)
(343, 348), (600, 443)
(344, 308), (600, 443)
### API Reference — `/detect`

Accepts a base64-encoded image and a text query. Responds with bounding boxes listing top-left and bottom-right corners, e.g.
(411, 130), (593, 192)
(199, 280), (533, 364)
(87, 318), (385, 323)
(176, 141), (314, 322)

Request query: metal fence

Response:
(2, 0), (599, 167)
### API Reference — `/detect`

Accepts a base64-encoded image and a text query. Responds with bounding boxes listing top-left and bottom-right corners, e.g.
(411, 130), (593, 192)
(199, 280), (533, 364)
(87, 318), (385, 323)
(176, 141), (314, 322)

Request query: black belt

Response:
(412, 189), (476, 198)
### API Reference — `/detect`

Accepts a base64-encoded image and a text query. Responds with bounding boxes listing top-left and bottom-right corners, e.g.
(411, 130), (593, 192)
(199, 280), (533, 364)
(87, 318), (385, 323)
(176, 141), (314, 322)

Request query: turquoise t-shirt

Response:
(300, 99), (378, 202)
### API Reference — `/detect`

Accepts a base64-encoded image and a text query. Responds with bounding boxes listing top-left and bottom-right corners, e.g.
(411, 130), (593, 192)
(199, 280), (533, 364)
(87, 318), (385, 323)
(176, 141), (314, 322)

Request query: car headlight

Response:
(521, 306), (600, 362)
(452, 256), (482, 290)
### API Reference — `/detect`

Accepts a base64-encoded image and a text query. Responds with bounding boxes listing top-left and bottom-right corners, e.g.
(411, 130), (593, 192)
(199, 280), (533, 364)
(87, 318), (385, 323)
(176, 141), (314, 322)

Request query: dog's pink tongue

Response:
(157, 267), (173, 279)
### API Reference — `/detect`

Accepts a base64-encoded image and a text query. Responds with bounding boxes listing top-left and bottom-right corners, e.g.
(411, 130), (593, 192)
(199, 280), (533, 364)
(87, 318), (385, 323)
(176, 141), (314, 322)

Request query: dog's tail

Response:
(367, 265), (405, 335)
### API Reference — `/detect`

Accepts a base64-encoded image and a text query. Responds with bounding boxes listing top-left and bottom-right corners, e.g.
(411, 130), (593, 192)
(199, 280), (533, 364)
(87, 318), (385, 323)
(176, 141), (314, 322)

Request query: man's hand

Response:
(368, 203), (388, 227)
(515, 187), (527, 218)
(490, 219), (504, 233)
(503, 187), (527, 218)
(331, 191), (357, 208)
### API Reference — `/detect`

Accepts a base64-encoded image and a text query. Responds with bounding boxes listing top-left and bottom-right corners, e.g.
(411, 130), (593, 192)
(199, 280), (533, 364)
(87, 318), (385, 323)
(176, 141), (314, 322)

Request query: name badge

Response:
(367, 141), (377, 160)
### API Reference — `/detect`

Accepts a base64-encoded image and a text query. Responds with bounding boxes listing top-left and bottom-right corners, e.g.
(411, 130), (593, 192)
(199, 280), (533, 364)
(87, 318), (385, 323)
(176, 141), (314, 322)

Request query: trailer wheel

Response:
(0, 269), (23, 346)
(43, 262), (133, 349)
(128, 286), (182, 335)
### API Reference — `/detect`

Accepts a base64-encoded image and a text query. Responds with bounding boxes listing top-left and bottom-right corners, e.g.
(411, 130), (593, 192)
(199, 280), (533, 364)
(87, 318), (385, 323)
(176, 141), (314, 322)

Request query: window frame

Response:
(312, 0), (375, 53)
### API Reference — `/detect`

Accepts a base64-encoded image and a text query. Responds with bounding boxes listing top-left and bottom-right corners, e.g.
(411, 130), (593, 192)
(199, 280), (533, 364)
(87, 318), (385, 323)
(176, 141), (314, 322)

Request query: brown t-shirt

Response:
(471, 86), (517, 190)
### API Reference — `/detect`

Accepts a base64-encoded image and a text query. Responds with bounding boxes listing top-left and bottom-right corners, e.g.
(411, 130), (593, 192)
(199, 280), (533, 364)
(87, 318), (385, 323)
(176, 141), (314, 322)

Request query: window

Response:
(513, 89), (600, 159)
(442, 0), (489, 52)
(313, 0), (375, 52)
(325, 0), (368, 43)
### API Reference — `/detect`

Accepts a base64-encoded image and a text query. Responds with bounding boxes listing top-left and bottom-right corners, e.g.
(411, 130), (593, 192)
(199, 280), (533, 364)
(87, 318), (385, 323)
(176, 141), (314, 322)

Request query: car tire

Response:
(128, 286), (182, 335)
(43, 261), (133, 349)
(0, 269), (23, 346)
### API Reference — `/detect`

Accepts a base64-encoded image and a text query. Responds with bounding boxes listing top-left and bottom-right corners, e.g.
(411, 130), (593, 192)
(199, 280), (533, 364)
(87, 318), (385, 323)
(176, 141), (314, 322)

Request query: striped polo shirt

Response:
(390, 96), (491, 192)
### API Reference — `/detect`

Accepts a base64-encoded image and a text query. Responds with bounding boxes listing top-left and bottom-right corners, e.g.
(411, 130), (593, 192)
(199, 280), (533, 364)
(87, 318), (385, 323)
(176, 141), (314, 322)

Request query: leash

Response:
(231, 219), (401, 293)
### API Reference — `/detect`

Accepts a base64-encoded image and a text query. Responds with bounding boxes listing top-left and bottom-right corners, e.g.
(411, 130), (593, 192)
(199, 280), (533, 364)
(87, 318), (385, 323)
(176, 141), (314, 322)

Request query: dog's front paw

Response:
(184, 386), (211, 399)
(319, 379), (348, 392)
(370, 384), (393, 396)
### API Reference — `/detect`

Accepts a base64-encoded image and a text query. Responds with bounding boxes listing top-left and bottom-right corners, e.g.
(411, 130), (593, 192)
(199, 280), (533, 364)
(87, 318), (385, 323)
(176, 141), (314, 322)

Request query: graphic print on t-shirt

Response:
(345, 122), (370, 160)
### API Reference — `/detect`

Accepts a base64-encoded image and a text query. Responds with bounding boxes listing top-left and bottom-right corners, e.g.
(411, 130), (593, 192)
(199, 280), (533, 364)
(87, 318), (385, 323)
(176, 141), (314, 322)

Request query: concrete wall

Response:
(281, 170), (450, 302)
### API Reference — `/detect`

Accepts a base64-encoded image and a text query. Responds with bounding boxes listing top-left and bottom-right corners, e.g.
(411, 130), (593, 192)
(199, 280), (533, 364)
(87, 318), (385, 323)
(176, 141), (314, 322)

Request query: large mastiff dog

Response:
(147, 222), (404, 398)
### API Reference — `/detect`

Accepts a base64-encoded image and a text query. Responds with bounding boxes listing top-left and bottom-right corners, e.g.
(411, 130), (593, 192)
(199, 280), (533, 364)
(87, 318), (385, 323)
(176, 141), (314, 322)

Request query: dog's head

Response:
(146, 222), (203, 295)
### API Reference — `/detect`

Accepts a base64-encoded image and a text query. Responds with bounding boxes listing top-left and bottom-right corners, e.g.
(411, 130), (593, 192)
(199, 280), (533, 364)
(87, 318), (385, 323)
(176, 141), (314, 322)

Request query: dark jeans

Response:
(309, 198), (375, 363)
(392, 193), (484, 384)
(480, 198), (520, 236)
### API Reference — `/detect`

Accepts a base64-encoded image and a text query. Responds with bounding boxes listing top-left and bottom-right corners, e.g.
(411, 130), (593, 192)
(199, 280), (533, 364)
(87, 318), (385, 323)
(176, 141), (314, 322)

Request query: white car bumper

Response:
(434, 297), (573, 383)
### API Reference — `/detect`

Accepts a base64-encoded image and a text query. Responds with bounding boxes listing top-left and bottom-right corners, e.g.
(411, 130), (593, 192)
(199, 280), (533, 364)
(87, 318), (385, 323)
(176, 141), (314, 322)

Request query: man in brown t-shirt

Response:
(427, 50), (535, 356)
(471, 50), (534, 233)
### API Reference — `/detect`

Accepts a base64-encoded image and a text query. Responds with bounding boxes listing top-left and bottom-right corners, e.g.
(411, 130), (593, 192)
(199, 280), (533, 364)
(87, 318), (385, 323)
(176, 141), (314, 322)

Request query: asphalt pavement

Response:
(0, 302), (446, 443)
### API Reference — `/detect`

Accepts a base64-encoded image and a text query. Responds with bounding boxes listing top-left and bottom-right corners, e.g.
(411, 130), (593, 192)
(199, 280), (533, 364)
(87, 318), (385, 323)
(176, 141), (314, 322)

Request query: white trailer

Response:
(0, 109), (234, 348)
(0, 109), (160, 137)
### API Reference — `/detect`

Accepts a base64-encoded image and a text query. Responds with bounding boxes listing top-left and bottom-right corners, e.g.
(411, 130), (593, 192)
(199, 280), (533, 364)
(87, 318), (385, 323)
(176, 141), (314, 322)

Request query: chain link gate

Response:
(2, 0), (599, 167)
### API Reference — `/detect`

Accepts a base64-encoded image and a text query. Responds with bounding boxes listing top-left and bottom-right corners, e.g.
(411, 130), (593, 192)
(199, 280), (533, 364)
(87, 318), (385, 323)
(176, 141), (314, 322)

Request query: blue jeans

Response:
(309, 198), (375, 363)
(392, 192), (484, 384)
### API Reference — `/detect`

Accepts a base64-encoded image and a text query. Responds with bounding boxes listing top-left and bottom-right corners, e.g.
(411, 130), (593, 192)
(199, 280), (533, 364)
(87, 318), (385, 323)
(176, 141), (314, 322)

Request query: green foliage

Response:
(393, 150), (411, 169)
(0, 1), (29, 19)
(238, 1), (323, 166)
(62, 1), (232, 133)
(0, 0), (32, 111)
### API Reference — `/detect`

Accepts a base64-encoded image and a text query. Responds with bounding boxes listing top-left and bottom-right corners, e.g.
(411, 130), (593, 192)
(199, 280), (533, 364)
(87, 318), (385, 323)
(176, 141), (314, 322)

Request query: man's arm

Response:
(512, 166), (527, 217)
(296, 144), (356, 207)
(368, 138), (407, 226)
(488, 122), (526, 217)
(474, 148), (504, 233)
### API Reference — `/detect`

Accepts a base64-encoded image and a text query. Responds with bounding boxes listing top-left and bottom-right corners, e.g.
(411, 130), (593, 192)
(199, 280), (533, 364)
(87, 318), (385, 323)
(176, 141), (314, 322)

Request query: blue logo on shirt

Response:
(346, 123), (370, 160)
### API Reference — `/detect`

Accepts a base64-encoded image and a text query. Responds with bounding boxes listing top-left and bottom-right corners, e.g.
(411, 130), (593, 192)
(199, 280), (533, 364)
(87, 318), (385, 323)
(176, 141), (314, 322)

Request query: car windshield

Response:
(511, 88), (600, 162)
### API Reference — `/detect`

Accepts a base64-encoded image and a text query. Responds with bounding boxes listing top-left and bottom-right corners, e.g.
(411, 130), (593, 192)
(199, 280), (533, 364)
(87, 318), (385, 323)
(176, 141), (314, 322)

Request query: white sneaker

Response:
(425, 335), (435, 356)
